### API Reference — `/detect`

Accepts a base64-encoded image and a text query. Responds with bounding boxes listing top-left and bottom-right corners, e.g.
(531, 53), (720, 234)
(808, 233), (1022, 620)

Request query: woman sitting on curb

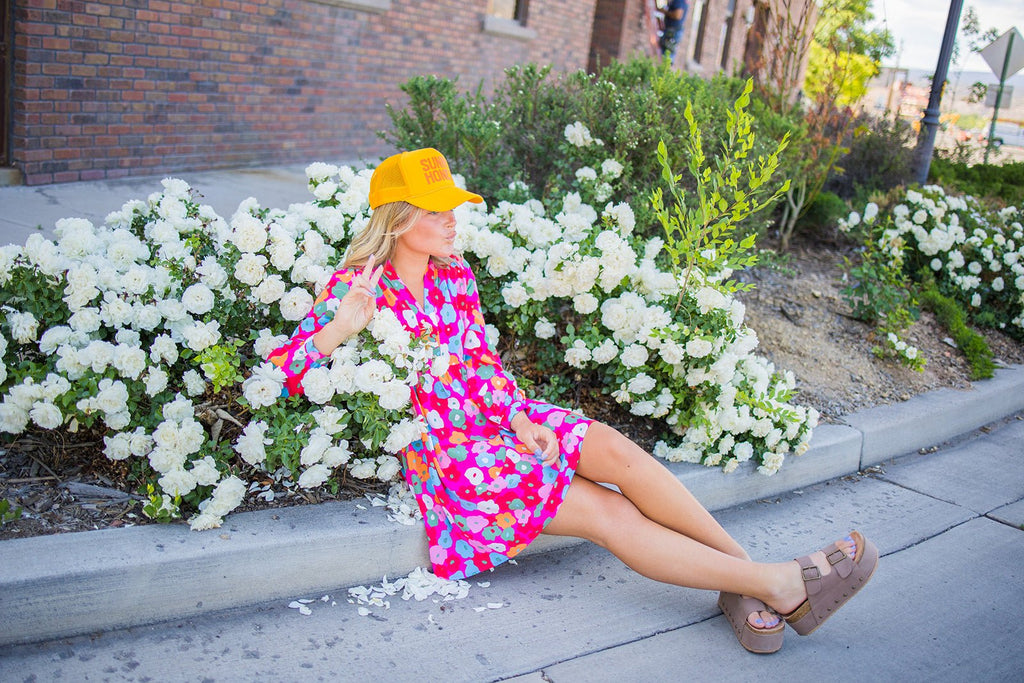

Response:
(267, 148), (878, 654)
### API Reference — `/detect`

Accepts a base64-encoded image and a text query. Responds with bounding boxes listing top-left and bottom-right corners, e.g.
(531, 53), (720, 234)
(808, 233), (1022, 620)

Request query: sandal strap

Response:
(795, 555), (823, 596)
(824, 542), (854, 578)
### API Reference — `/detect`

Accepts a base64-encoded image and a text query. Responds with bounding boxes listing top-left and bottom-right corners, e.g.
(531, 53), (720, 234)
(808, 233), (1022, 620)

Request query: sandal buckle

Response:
(800, 565), (821, 582)
(826, 548), (847, 566)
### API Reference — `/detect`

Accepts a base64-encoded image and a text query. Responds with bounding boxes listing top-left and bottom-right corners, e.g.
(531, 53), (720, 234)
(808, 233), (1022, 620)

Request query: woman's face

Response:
(395, 209), (457, 261)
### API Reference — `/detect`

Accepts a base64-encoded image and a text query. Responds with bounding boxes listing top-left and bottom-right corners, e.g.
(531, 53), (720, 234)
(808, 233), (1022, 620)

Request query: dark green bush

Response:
(800, 190), (849, 230)
(928, 158), (1024, 206)
(380, 57), (804, 241)
(826, 113), (917, 201)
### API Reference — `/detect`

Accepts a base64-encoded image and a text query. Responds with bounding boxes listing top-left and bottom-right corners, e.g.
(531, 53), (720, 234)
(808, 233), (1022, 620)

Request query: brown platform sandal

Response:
(784, 530), (879, 636)
(717, 592), (784, 654)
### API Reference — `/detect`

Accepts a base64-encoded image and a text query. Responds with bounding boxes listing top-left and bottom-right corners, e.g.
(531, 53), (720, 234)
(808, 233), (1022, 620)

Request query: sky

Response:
(871, 0), (1024, 75)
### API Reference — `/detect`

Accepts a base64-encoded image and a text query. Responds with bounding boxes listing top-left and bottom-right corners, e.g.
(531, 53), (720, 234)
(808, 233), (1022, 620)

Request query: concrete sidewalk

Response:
(2, 364), (1024, 648)
(0, 162), (354, 247)
(1, 402), (1022, 681)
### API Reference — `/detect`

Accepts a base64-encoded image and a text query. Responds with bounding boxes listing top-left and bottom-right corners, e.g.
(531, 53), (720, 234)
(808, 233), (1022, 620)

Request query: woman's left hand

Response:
(511, 411), (559, 466)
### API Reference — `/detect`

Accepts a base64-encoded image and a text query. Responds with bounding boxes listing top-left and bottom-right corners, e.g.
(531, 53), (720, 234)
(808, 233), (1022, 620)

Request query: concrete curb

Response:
(2, 364), (1022, 647)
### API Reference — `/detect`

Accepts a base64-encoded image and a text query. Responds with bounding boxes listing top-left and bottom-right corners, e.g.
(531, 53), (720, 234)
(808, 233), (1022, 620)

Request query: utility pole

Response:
(912, 0), (964, 185)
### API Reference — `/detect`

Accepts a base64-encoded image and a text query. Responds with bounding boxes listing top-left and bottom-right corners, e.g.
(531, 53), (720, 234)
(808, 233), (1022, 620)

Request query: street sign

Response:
(985, 85), (1012, 108)
(980, 27), (1024, 79)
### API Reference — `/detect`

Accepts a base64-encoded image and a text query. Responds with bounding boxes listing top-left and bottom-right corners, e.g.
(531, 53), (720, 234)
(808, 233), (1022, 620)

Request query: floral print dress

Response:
(268, 257), (592, 580)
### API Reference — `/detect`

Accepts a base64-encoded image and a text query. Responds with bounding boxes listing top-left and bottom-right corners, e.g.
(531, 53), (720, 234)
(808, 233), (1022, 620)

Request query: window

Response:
(691, 0), (710, 64)
(719, 0), (737, 69)
(484, 0), (535, 40)
(488, 0), (527, 23)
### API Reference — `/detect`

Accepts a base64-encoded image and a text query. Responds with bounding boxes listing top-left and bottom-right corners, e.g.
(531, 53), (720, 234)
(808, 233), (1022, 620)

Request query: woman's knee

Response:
(578, 422), (656, 483)
(548, 477), (646, 547)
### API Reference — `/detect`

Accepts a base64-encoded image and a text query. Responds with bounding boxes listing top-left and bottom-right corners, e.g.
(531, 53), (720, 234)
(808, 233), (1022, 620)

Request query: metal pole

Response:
(912, 0), (964, 185)
(984, 31), (1014, 164)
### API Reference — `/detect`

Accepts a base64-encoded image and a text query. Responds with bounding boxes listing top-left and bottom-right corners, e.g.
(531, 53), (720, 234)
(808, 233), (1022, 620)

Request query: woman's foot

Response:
(717, 592), (784, 654)
(770, 531), (878, 636)
(772, 534), (858, 616)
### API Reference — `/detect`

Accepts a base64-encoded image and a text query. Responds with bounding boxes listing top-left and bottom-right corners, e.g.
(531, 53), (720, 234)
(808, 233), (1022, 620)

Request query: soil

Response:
(3, 241), (1023, 540)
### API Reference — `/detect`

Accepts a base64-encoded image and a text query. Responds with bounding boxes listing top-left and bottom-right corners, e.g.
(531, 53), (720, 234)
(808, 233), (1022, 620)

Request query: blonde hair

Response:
(343, 201), (452, 269)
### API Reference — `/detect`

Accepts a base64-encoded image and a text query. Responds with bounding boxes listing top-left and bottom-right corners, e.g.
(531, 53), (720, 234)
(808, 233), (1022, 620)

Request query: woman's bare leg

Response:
(575, 422), (748, 560)
(567, 422), (857, 627)
(544, 475), (851, 619)
(544, 475), (795, 603)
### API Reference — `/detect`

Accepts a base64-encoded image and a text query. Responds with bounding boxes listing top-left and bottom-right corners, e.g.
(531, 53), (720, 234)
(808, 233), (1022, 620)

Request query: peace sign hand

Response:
(335, 253), (384, 338)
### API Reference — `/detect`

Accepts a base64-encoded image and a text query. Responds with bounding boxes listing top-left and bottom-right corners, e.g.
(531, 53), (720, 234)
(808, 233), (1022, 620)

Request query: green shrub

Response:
(826, 113), (916, 201)
(928, 158), (1024, 206)
(919, 282), (995, 380)
(380, 57), (805, 242)
(800, 190), (848, 231)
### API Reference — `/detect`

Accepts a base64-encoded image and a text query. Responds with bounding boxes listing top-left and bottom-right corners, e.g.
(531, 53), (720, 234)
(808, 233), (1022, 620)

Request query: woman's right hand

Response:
(335, 253), (384, 336)
(313, 254), (385, 356)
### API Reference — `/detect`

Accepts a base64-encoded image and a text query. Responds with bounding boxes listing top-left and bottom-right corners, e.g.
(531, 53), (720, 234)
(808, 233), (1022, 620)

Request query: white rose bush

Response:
(841, 185), (1024, 371)
(0, 84), (821, 530)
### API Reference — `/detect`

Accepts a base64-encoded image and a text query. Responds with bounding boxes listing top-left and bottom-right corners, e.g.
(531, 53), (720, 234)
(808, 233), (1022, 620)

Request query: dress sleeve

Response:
(265, 269), (354, 397)
(453, 259), (527, 427)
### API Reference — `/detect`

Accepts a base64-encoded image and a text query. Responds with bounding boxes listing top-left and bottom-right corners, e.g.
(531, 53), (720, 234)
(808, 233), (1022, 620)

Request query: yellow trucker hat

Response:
(368, 148), (483, 211)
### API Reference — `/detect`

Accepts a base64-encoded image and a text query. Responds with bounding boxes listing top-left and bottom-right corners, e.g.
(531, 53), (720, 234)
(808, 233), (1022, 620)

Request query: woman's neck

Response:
(390, 249), (429, 306)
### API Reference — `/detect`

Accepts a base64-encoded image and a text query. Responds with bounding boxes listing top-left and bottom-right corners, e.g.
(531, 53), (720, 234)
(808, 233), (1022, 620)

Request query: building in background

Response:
(2, 0), (813, 185)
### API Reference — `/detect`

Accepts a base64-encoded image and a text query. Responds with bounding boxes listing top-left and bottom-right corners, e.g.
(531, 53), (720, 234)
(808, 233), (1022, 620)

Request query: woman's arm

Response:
(266, 258), (382, 396)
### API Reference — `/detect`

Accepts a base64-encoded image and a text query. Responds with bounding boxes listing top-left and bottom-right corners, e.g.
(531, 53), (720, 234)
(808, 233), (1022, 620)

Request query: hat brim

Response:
(404, 186), (484, 212)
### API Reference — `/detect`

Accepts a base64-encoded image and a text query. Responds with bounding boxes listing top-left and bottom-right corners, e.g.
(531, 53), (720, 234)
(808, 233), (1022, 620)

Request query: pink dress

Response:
(267, 257), (592, 580)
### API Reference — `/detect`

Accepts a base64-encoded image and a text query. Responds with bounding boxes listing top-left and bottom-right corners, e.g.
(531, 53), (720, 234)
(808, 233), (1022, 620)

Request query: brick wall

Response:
(11, 0), (597, 184)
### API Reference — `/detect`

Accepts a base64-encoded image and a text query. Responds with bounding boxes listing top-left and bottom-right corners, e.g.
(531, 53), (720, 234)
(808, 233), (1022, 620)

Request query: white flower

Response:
(159, 468), (198, 497)
(301, 366), (336, 404)
(253, 274), (286, 304)
(376, 455), (402, 481)
(564, 121), (597, 147)
(254, 329), (289, 358)
(150, 335), (179, 365)
(600, 159), (623, 179)
(863, 202), (878, 223)
(189, 476), (246, 530)
(322, 443), (351, 467)
(298, 463), (331, 489)
(242, 363), (286, 408)
(592, 339), (618, 364)
(9, 311), (39, 344)
(627, 372), (656, 394)
(197, 256), (228, 289)
(234, 252), (268, 286)
(300, 429), (333, 466)
(572, 292), (599, 314)
(234, 419), (272, 466)
(377, 380), (411, 411)
(620, 343), (649, 368)
(348, 458), (378, 479)
(279, 287), (314, 321)
(182, 369), (207, 396)
(734, 441), (754, 462)
(685, 338), (713, 358)
(564, 340), (592, 368)
(230, 212), (269, 253)
(103, 432), (132, 461)
(383, 417), (422, 453)
(181, 283), (215, 315)
(534, 318), (556, 339)
(575, 166), (597, 182)
(29, 402), (62, 429)
(182, 320), (221, 352)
